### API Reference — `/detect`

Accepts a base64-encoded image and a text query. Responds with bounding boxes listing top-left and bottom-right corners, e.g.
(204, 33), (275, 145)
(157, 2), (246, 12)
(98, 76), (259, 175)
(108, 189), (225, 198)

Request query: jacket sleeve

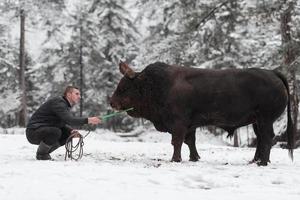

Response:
(51, 99), (88, 126)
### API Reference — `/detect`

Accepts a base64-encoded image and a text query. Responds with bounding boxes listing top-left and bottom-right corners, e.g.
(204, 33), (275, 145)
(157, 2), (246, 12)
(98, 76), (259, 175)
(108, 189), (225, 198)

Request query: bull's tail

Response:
(274, 70), (294, 160)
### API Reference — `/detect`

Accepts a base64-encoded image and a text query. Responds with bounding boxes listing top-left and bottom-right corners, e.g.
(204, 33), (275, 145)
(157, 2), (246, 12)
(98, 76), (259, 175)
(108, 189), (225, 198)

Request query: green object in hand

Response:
(101, 108), (134, 121)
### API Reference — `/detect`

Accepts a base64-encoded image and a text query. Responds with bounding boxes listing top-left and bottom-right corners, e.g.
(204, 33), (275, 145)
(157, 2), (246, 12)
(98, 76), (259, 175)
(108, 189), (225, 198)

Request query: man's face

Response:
(67, 89), (81, 105)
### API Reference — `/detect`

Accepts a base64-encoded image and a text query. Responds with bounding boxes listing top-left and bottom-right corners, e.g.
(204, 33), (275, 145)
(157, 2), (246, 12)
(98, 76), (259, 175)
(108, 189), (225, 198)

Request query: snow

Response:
(0, 128), (300, 200)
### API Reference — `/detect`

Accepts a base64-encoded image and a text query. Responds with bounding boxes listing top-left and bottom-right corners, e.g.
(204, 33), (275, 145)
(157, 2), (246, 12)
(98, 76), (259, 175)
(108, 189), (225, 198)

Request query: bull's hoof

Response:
(189, 155), (200, 162)
(257, 160), (268, 166)
(249, 159), (269, 166)
(248, 158), (258, 164)
(171, 157), (182, 162)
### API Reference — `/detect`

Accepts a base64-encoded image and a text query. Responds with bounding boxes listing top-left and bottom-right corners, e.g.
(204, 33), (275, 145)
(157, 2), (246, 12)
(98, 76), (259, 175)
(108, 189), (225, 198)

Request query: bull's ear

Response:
(119, 60), (136, 79)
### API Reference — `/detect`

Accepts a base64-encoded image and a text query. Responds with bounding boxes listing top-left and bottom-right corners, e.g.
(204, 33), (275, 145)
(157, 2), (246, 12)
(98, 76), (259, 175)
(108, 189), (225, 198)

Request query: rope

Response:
(64, 133), (84, 161)
(64, 108), (133, 161)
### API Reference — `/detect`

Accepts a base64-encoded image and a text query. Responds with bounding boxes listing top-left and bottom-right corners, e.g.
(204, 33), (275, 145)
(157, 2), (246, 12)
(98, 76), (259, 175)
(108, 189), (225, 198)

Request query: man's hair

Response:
(64, 86), (79, 97)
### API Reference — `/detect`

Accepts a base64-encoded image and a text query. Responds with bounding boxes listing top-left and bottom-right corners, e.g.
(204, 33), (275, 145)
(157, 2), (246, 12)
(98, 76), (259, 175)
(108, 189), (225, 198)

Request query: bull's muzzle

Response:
(110, 99), (121, 110)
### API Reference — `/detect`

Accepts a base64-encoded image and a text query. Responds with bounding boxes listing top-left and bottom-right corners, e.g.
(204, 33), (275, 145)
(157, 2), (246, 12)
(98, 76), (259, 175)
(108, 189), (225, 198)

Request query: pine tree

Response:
(86, 0), (139, 123)
(0, 7), (20, 127)
(279, 0), (299, 147)
(30, 0), (69, 109)
(0, 0), (32, 127)
(134, 0), (187, 66)
(36, 0), (139, 131)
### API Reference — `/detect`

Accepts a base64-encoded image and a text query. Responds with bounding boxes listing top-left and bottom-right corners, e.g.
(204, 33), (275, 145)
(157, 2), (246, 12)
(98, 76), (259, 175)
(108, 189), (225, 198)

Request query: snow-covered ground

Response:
(0, 128), (300, 200)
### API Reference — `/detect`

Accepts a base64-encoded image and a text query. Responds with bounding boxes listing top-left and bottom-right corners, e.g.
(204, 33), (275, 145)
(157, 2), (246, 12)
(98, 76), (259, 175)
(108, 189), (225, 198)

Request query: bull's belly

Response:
(191, 110), (256, 128)
(190, 94), (286, 128)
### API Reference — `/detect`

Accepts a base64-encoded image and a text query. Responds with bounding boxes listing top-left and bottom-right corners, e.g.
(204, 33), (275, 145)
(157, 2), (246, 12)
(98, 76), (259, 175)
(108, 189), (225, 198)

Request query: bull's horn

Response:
(119, 61), (136, 79)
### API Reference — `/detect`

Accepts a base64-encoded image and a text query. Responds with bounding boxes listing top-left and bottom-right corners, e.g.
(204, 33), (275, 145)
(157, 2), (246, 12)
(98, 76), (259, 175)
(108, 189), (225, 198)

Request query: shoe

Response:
(36, 141), (52, 160)
(36, 153), (52, 160)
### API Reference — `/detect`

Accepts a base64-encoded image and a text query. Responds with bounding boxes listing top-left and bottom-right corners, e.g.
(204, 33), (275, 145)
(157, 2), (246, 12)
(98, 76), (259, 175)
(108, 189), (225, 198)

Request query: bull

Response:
(110, 61), (294, 166)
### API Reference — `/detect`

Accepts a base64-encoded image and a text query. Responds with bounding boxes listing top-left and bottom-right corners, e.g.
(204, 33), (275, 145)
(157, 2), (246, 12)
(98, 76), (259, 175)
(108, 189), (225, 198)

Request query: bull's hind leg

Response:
(184, 129), (200, 162)
(255, 120), (275, 166)
(250, 123), (262, 163)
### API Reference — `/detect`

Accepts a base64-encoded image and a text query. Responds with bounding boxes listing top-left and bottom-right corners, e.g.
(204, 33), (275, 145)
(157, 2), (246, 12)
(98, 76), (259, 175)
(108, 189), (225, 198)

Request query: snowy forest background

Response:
(0, 0), (300, 146)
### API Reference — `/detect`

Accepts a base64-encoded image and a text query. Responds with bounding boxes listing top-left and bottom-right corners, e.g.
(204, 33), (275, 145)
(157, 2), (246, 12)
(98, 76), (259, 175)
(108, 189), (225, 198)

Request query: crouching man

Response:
(26, 86), (101, 160)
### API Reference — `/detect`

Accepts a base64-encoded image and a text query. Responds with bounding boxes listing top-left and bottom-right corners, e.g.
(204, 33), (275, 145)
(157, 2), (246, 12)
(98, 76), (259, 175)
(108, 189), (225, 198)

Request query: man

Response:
(26, 86), (101, 160)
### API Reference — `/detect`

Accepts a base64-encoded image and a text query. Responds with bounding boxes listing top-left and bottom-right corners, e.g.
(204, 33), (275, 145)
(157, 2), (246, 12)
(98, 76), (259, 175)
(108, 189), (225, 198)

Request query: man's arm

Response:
(51, 99), (88, 126)
(52, 98), (101, 126)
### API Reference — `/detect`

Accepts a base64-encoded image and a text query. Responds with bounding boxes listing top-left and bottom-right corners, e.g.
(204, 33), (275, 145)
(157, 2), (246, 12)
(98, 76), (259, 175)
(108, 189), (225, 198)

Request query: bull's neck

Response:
(140, 101), (165, 124)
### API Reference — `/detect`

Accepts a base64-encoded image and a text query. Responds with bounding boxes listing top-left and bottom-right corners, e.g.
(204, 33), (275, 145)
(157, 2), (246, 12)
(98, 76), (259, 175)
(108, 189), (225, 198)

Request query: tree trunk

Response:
(79, 25), (83, 117)
(18, 9), (27, 127)
(280, 0), (299, 146)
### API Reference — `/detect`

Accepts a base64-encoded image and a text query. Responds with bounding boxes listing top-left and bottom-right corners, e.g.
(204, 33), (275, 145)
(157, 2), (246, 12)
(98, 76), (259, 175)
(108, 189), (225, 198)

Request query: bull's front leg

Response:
(184, 129), (200, 162)
(170, 122), (187, 162)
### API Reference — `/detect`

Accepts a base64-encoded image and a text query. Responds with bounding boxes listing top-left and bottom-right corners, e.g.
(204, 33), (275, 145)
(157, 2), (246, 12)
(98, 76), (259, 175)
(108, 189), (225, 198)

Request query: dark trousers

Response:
(26, 127), (71, 146)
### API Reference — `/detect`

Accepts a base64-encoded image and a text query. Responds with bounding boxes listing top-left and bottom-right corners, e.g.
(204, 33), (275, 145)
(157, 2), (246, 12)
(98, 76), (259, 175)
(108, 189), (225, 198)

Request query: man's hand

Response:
(88, 117), (101, 125)
(70, 130), (82, 138)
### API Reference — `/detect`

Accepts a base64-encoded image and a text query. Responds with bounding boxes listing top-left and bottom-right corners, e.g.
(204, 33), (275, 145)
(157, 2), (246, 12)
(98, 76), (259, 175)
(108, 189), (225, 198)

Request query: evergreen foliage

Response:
(0, 0), (299, 136)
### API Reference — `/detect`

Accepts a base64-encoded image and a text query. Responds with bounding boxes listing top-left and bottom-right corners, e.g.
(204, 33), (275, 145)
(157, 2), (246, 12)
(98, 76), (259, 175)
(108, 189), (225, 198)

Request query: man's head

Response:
(64, 86), (81, 106)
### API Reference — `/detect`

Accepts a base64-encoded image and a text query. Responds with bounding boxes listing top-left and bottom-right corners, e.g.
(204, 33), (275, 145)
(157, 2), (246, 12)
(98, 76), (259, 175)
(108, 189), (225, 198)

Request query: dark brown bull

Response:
(110, 61), (294, 166)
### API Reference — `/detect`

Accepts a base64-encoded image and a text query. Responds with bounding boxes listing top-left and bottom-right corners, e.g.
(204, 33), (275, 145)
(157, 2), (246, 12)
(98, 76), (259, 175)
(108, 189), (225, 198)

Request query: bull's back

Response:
(170, 67), (288, 125)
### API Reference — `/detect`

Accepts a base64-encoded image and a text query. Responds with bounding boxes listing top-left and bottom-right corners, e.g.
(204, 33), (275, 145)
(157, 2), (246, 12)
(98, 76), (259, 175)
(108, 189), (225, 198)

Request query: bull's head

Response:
(110, 61), (143, 118)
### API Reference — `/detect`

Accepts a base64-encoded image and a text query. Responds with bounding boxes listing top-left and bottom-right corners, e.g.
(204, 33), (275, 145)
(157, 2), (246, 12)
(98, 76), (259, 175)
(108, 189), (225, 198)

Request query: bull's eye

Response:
(118, 86), (126, 94)
(118, 83), (131, 94)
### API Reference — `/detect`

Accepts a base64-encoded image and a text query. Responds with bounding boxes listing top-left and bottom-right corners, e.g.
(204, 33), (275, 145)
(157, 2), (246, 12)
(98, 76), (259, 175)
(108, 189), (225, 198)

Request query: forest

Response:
(0, 0), (299, 146)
